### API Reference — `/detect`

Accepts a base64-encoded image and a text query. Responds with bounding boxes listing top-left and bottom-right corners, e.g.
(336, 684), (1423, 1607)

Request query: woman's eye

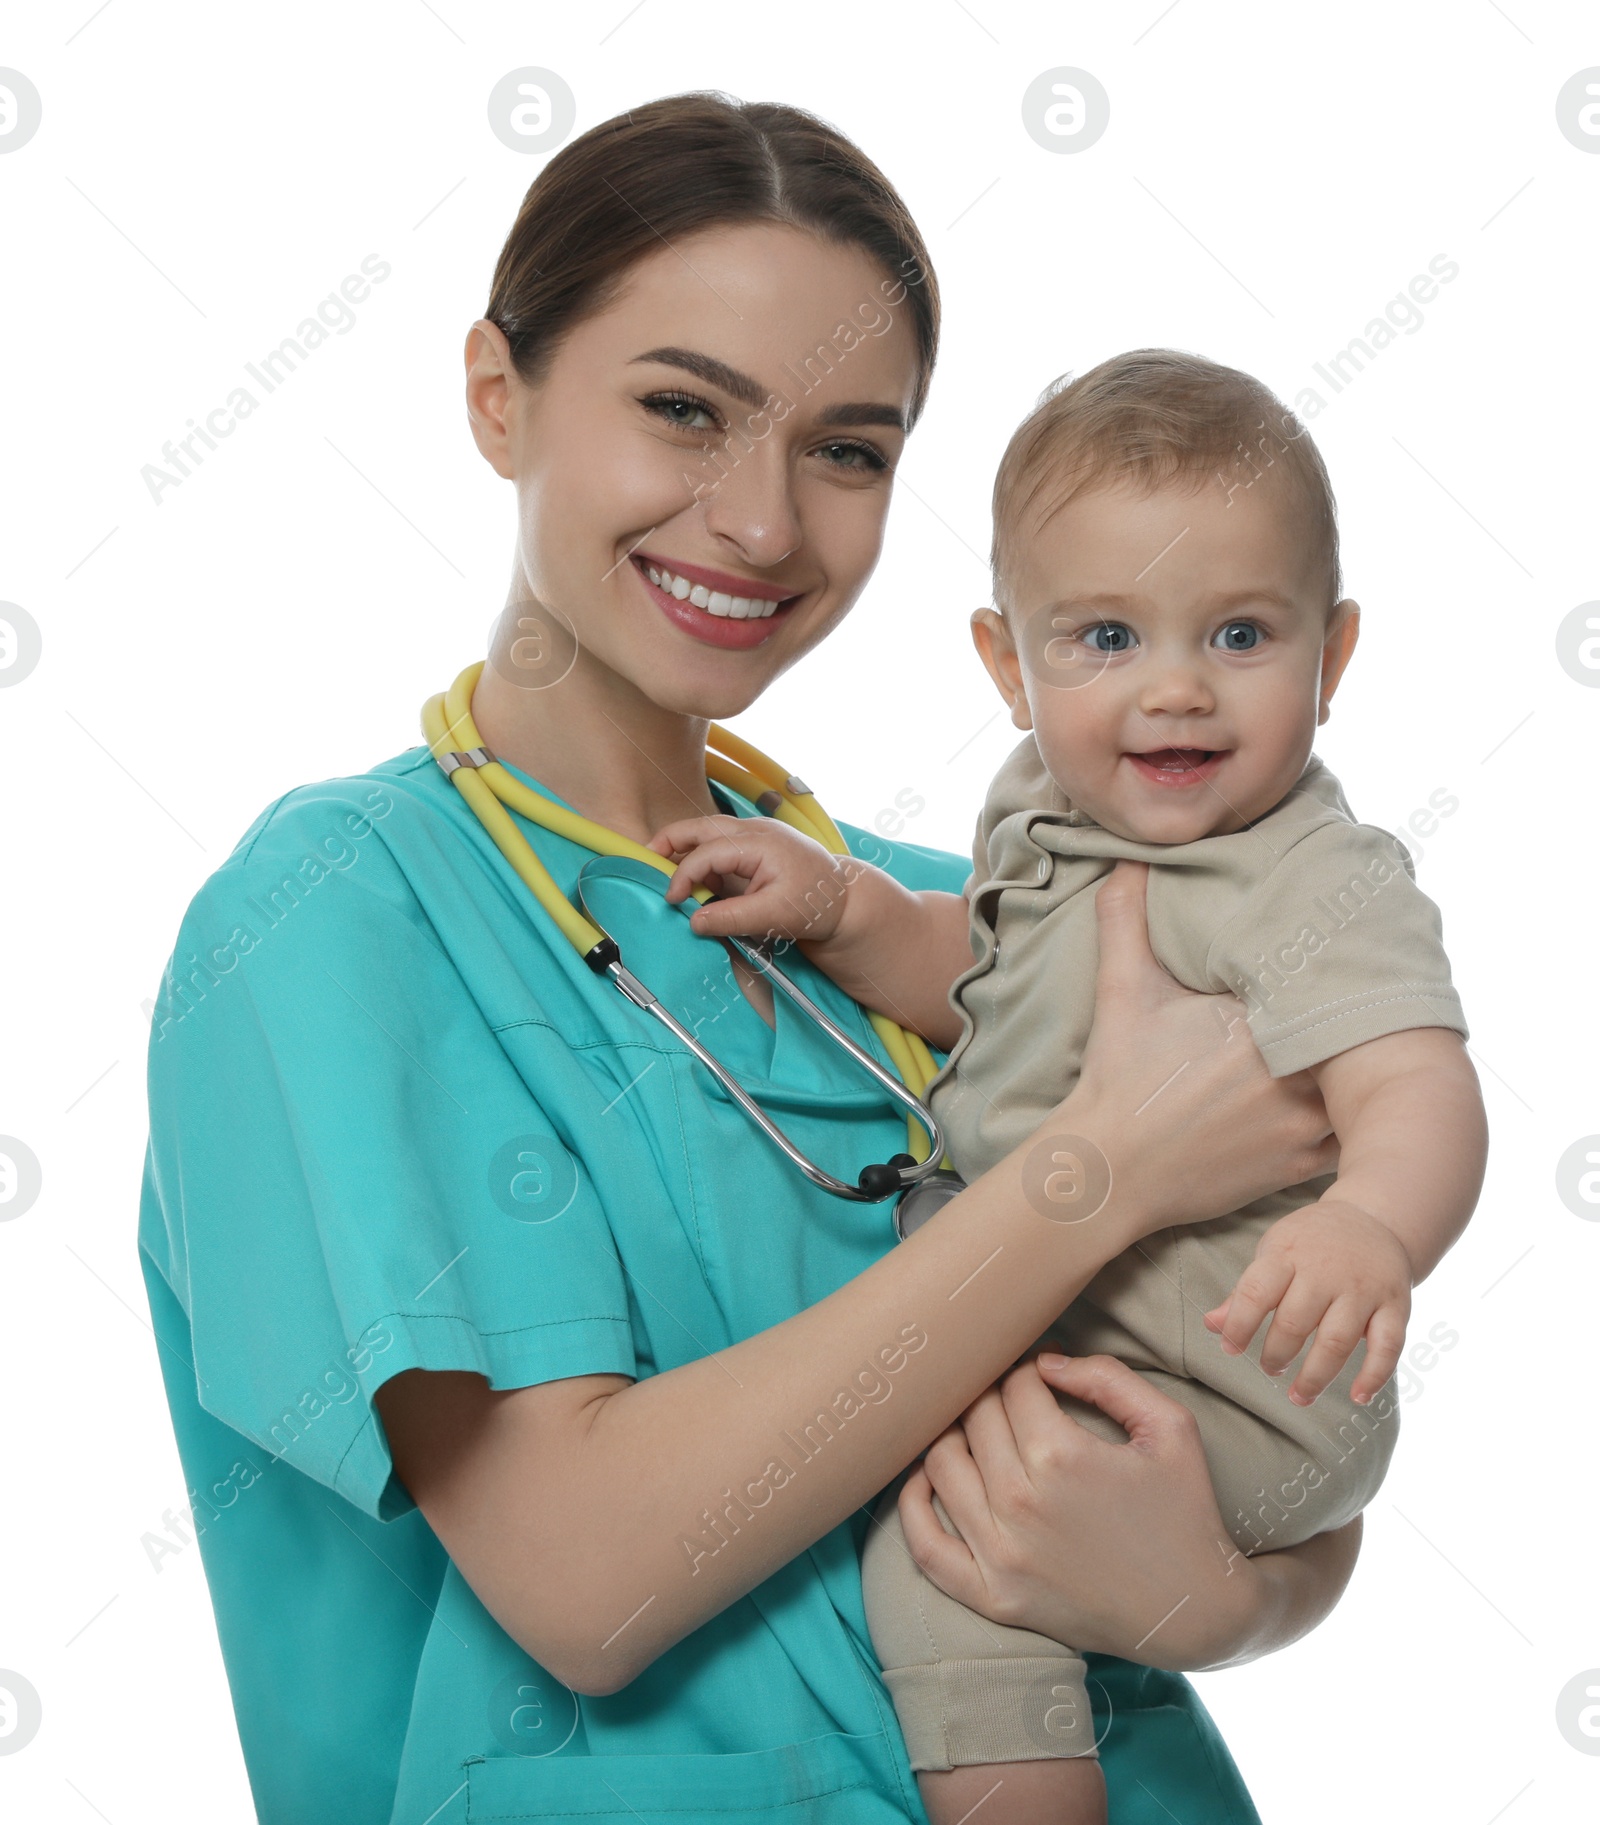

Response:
(815, 439), (888, 474)
(1213, 620), (1264, 651)
(644, 391), (720, 432)
(1082, 622), (1136, 654)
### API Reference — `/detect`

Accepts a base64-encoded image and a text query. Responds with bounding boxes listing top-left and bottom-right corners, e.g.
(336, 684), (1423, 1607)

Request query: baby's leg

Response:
(861, 1477), (1108, 1825)
(920, 1757), (1105, 1825)
(1167, 1211), (1403, 1547)
(1059, 1212), (1402, 1553)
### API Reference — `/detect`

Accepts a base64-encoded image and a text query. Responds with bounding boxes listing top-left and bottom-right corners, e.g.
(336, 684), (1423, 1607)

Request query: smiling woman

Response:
(139, 90), (1357, 1825)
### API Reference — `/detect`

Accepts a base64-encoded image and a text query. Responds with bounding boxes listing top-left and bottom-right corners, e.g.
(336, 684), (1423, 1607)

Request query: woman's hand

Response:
(898, 1351), (1359, 1671)
(1059, 863), (1337, 1240)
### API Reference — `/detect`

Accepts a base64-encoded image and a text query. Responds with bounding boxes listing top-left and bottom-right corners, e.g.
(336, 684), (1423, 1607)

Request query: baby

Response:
(650, 349), (1487, 1825)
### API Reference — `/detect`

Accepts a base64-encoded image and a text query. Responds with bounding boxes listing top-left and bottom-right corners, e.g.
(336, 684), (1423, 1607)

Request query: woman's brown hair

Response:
(485, 91), (940, 425)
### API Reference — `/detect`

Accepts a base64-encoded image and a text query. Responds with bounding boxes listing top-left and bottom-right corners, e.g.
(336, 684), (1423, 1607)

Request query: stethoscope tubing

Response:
(424, 661), (955, 1211)
(602, 942), (947, 1201)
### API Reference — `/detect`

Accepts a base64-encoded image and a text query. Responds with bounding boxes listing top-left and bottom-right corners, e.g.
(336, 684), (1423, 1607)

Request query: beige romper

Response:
(861, 737), (1468, 1771)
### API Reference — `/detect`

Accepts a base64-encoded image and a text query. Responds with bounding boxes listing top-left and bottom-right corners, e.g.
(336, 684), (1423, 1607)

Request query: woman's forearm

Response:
(386, 1132), (1146, 1694)
(382, 874), (1337, 1693)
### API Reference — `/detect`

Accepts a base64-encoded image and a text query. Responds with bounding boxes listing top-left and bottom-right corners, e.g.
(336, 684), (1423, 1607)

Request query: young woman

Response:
(140, 93), (1357, 1825)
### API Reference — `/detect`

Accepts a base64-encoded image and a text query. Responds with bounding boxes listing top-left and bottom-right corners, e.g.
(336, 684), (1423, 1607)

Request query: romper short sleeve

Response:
(139, 777), (637, 1525)
(1205, 817), (1469, 1077)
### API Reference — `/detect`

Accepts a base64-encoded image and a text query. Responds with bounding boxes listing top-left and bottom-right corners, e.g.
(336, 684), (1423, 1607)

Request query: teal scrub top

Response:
(138, 739), (1264, 1825)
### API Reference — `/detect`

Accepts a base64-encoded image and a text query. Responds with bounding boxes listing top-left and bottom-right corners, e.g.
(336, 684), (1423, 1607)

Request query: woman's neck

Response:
(468, 639), (722, 847)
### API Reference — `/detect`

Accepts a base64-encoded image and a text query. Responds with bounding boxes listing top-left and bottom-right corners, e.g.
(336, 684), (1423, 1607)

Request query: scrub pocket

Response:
(462, 1729), (902, 1821)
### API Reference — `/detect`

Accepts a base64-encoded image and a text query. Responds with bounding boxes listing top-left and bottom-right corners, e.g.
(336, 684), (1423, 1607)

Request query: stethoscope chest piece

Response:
(574, 856), (950, 1214)
(426, 671), (952, 1222)
(894, 1169), (968, 1241)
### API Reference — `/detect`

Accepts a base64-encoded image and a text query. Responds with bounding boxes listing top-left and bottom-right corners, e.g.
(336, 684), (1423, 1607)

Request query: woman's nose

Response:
(696, 445), (804, 570)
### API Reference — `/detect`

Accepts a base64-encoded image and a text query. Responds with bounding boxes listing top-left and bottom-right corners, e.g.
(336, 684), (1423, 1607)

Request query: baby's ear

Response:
(1317, 599), (1361, 724)
(971, 607), (1032, 729)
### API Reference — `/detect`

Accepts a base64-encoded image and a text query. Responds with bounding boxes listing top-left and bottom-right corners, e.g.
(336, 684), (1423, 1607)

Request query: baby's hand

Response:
(647, 815), (861, 948)
(1201, 1200), (1413, 1408)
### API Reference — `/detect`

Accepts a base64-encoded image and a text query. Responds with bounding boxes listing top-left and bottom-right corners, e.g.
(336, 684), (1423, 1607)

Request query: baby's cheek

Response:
(1030, 706), (1112, 804)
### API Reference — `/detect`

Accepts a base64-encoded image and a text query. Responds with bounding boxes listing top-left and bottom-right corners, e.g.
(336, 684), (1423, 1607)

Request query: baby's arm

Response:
(648, 814), (973, 1049)
(1309, 1027), (1486, 1280)
(1205, 1026), (1486, 1406)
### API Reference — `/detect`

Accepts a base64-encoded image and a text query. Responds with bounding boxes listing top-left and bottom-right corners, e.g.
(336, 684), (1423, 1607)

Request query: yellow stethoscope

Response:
(423, 662), (963, 1231)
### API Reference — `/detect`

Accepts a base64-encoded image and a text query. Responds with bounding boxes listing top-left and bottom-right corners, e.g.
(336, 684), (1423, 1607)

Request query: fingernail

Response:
(1289, 1390), (1309, 1406)
(1037, 1351), (1067, 1369)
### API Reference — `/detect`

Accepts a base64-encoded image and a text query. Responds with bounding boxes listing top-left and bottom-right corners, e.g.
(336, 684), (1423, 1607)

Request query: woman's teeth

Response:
(644, 562), (781, 620)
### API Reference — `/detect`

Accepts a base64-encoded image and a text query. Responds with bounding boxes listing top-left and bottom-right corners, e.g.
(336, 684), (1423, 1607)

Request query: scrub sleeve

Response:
(138, 747), (1265, 1824)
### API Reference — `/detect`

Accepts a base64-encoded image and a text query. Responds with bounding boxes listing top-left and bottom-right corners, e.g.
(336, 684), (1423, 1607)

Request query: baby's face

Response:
(978, 474), (1358, 844)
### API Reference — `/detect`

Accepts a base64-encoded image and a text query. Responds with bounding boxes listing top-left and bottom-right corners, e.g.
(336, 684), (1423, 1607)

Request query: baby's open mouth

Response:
(1125, 747), (1228, 786)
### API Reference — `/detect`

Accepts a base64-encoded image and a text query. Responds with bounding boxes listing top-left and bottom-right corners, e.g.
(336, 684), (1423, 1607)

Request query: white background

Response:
(2, 2), (1597, 1819)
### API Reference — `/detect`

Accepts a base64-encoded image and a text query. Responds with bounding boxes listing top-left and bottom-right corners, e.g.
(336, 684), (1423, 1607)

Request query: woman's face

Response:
(467, 221), (922, 719)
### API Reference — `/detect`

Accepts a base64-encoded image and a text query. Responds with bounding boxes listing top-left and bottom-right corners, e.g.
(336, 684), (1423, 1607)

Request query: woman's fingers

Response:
(1073, 866), (1341, 1231)
(947, 1378), (1022, 1475)
(895, 1466), (982, 1600)
(1091, 862), (1159, 1007)
(1034, 1351), (1197, 1451)
(921, 1419), (991, 1522)
(992, 1353), (1107, 1477)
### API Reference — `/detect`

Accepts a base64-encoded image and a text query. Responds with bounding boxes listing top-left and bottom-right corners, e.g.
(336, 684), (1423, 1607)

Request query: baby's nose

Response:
(1137, 662), (1215, 716)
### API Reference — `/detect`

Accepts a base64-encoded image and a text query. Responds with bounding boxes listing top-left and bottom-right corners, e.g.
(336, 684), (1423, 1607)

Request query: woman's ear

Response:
(1316, 600), (1361, 726)
(971, 607), (1033, 730)
(464, 319), (518, 481)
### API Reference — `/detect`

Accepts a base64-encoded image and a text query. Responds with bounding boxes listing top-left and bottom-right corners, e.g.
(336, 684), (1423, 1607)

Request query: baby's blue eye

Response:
(1213, 621), (1263, 651)
(1082, 622), (1136, 654)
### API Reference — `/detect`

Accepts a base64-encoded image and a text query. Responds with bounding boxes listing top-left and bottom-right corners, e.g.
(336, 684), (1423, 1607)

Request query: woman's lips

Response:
(1124, 747), (1229, 788)
(630, 555), (801, 650)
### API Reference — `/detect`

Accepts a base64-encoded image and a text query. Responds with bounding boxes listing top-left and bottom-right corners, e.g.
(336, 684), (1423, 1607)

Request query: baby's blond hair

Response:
(991, 348), (1341, 618)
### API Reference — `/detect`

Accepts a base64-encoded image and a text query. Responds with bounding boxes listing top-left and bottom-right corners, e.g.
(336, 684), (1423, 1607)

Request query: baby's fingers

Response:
(1212, 1258), (1294, 1357)
(1349, 1303), (1408, 1406)
(649, 814), (740, 863)
(659, 841), (737, 906)
(1282, 1295), (1372, 1405)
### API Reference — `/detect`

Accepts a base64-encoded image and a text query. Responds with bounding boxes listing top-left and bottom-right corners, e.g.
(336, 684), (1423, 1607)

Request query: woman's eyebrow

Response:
(631, 346), (765, 407)
(630, 347), (907, 433)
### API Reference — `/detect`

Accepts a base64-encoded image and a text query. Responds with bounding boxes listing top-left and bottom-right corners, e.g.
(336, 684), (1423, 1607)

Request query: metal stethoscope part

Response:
(575, 856), (955, 1212)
